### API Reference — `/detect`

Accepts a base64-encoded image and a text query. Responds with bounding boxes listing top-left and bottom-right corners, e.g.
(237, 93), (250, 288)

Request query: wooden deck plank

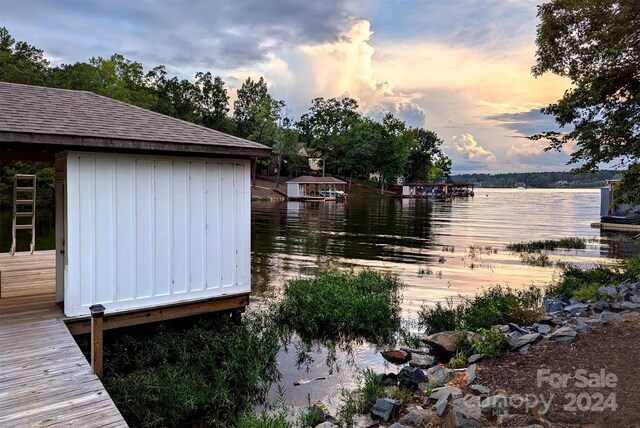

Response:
(0, 250), (56, 298)
(0, 286), (127, 427)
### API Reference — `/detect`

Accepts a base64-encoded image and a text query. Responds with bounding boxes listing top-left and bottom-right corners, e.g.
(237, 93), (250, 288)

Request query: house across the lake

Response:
(286, 175), (347, 201)
(0, 82), (271, 324)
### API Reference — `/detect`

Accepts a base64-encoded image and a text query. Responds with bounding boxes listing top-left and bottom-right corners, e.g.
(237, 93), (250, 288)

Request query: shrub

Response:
(417, 298), (464, 334)
(447, 350), (467, 369)
(275, 270), (403, 343)
(462, 285), (544, 331)
(472, 327), (507, 359)
(237, 410), (292, 428)
(547, 264), (620, 299)
(103, 314), (280, 428)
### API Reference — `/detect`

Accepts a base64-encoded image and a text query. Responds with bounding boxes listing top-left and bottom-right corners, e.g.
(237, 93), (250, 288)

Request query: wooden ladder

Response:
(10, 174), (36, 255)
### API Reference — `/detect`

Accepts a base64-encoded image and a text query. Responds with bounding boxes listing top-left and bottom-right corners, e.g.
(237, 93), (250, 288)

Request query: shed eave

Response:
(0, 131), (272, 158)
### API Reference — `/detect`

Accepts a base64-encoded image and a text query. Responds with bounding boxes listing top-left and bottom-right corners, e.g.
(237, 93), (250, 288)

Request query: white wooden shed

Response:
(0, 83), (270, 320)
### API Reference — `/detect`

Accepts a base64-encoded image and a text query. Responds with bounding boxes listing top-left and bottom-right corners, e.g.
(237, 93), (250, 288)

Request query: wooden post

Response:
(89, 304), (105, 380)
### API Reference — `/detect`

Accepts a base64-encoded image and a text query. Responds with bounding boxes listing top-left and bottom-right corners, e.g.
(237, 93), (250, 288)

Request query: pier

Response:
(0, 251), (127, 427)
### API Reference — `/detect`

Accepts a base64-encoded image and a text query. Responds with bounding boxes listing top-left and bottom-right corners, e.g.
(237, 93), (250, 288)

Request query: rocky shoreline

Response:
(311, 280), (640, 428)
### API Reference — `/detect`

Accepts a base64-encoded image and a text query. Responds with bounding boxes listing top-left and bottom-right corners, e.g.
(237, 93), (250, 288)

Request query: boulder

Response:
(543, 295), (567, 313)
(430, 386), (463, 401)
(466, 363), (477, 385)
(599, 310), (619, 322)
(353, 415), (379, 428)
(563, 303), (589, 316)
(469, 384), (490, 396)
(518, 344), (530, 354)
(546, 326), (577, 343)
(508, 333), (541, 350)
(371, 398), (402, 422)
(398, 366), (426, 387)
(381, 350), (411, 364)
(423, 331), (480, 359)
(621, 301), (640, 310)
(401, 347), (429, 355)
(533, 324), (551, 334)
(497, 325), (511, 333)
(434, 396), (449, 417)
(591, 300), (609, 312)
(388, 424), (407, 428)
(599, 285), (629, 299)
(467, 353), (484, 364)
(315, 423), (338, 428)
(452, 396), (482, 419)
(507, 323), (530, 334)
(426, 365), (455, 387)
(446, 408), (482, 428)
(398, 407), (433, 426)
(409, 354), (436, 369)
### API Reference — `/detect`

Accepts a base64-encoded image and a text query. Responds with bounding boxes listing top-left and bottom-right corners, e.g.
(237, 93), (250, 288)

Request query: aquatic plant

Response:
(519, 251), (552, 267)
(274, 270), (403, 343)
(506, 237), (586, 252)
(103, 313), (281, 428)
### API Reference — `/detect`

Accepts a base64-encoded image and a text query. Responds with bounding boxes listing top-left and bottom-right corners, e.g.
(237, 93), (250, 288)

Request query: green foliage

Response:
(237, 411), (292, 428)
(547, 256), (640, 300)
(447, 350), (468, 369)
(452, 170), (621, 188)
(472, 327), (507, 359)
(614, 164), (640, 212)
(103, 314), (280, 428)
(275, 270), (403, 343)
(418, 285), (544, 333)
(359, 369), (386, 413)
(337, 369), (394, 426)
(506, 237), (586, 252)
(417, 299), (464, 334)
(531, 0), (640, 177)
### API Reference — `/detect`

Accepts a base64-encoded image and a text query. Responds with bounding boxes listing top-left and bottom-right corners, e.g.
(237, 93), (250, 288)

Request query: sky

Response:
(0, 0), (575, 173)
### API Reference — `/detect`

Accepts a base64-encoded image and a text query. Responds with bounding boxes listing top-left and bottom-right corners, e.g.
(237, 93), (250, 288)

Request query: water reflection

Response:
(251, 189), (639, 317)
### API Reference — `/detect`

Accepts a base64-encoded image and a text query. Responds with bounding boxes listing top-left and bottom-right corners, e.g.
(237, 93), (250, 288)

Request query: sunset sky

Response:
(0, 0), (574, 173)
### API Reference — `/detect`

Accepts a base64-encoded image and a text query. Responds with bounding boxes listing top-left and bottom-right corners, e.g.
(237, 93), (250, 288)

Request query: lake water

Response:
(252, 188), (639, 410)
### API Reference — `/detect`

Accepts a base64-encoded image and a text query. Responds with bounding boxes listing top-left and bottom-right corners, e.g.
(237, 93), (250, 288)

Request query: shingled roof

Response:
(287, 175), (346, 184)
(0, 82), (271, 157)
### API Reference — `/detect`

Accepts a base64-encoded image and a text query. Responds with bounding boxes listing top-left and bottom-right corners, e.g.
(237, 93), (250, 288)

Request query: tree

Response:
(0, 27), (50, 85)
(531, 0), (640, 184)
(296, 97), (360, 176)
(195, 72), (231, 132)
(404, 128), (448, 182)
(373, 114), (413, 192)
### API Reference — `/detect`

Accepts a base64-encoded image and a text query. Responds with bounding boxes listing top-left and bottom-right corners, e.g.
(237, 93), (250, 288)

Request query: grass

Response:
(547, 255), (640, 301)
(506, 237), (586, 252)
(103, 314), (280, 428)
(275, 270), (403, 343)
(418, 285), (544, 334)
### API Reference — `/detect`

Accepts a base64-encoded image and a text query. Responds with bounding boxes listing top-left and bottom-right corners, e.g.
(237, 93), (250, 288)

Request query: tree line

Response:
(453, 170), (620, 188)
(0, 27), (451, 188)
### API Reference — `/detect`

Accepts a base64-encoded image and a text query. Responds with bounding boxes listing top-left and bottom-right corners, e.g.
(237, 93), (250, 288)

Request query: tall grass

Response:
(275, 270), (403, 343)
(103, 314), (281, 428)
(506, 237), (586, 252)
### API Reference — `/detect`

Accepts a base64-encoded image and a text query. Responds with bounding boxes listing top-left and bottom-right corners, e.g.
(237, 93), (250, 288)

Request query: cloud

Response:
(454, 134), (497, 163)
(363, 101), (426, 128)
(1, 0), (358, 70)
(487, 108), (567, 137)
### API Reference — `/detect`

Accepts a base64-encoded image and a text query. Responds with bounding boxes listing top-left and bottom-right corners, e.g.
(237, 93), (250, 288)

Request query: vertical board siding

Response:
(63, 153), (250, 317)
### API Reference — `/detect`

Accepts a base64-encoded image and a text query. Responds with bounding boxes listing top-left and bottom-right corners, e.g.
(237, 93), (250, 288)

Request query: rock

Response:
(546, 326), (578, 343)
(599, 310), (619, 322)
(446, 408), (482, 428)
(423, 331), (480, 358)
(398, 408), (433, 427)
(569, 317), (591, 333)
(480, 395), (509, 414)
(497, 325), (511, 333)
(564, 303), (589, 316)
(543, 295), (567, 313)
(434, 396), (449, 417)
(430, 386), (463, 401)
(388, 424), (408, 428)
(452, 396), (482, 419)
(466, 364), (477, 385)
(401, 347), (429, 355)
(469, 384), (490, 396)
(426, 365), (455, 387)
(371, 398), (403, 422)
(551, 315), (567, 325)
(518, 344), (530, 354)
(591, 300), (609, 312)
(354, 415), (379, 428)
(409, 354), (436, 369)
(508, 323), (530, 334)
(508, 333), (541, 350)
(599, 285), (629, 299)
(315, 423), (338, 428)
(381, 350), (410, 364)
(506, 331), (522, 342)
(584, 317), (605, 328)
(533, 323), (551, 334)
(398, 366), (426, 387)
(468, 353), (484, 364)
(308, 404), (339, 426)
(621, 301), (640, 310)
(622, 311), (640, 318)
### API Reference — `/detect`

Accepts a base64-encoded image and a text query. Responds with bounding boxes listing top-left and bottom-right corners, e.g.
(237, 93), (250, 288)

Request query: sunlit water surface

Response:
(250, 189), (639, 410)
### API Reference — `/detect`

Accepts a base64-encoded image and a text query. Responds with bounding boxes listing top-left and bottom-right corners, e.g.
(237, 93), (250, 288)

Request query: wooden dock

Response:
(0, 252), (127, 427)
